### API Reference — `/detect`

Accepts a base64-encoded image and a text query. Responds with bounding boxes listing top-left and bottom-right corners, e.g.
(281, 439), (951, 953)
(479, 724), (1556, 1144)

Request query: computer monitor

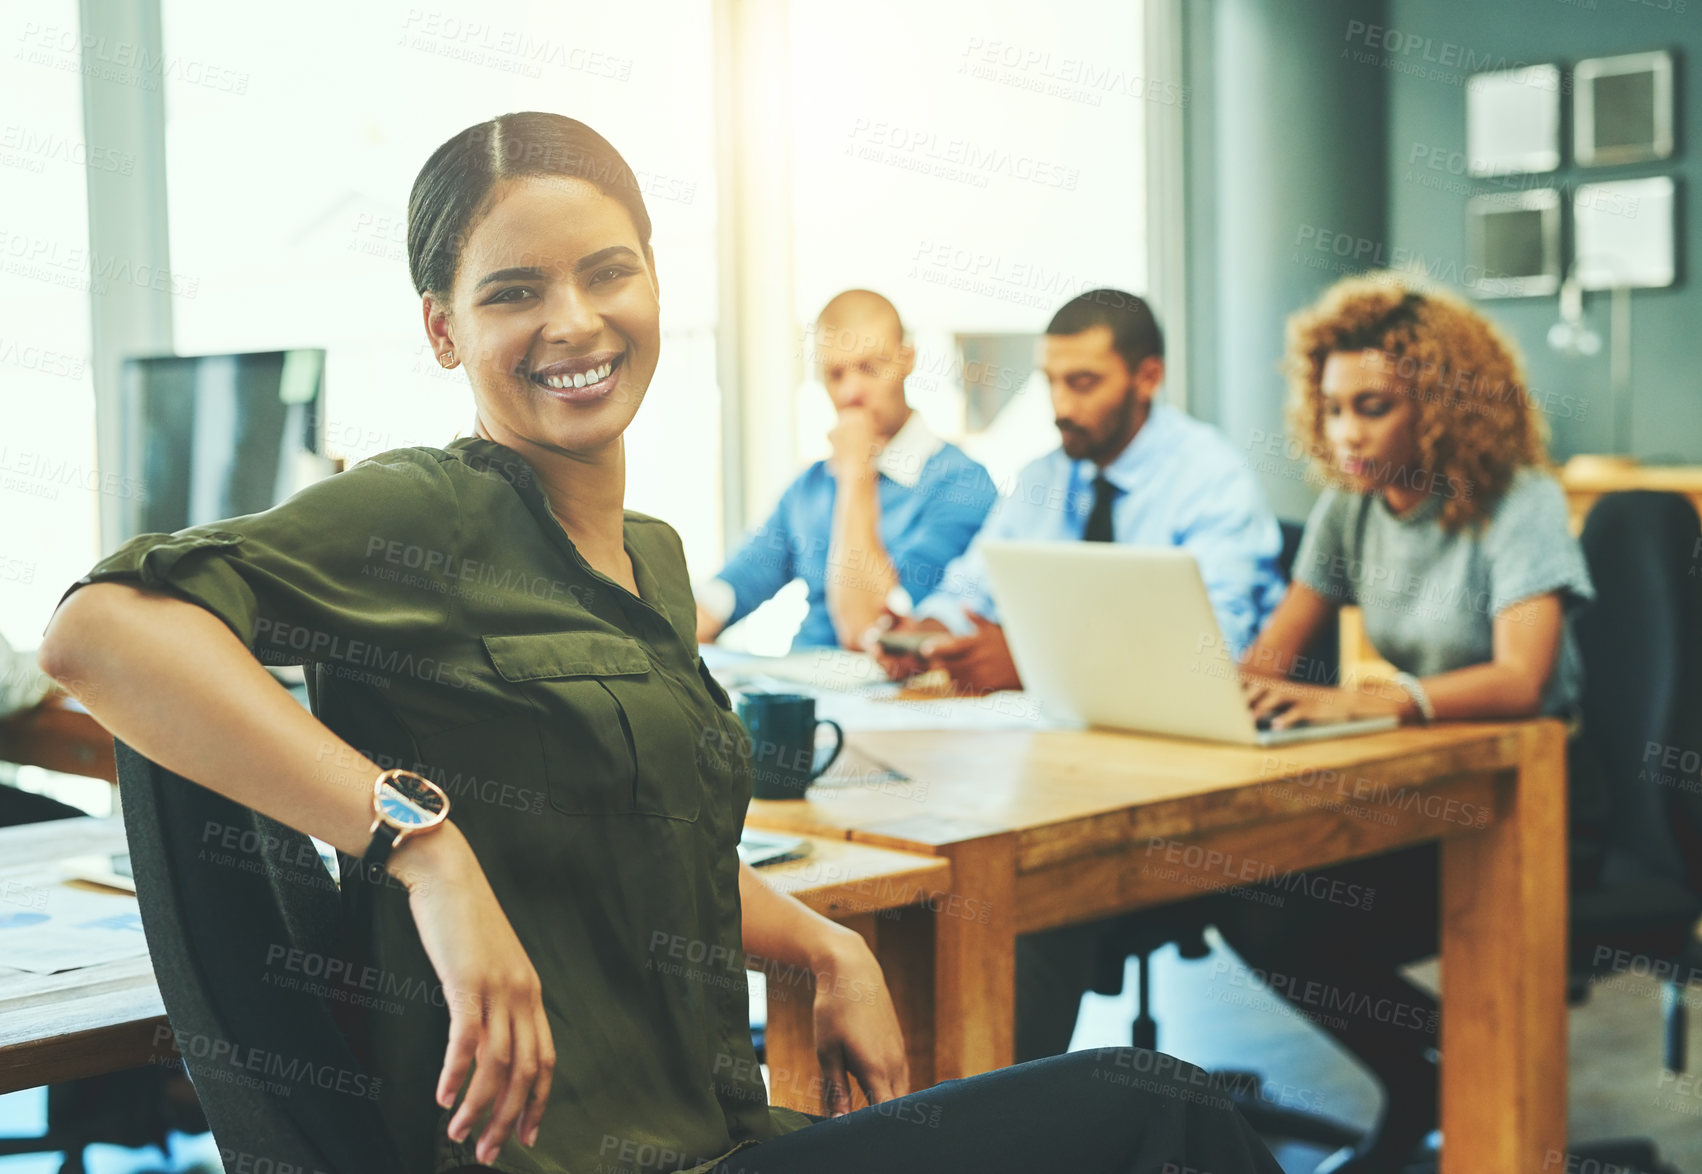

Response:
(109, 349), (331, 542)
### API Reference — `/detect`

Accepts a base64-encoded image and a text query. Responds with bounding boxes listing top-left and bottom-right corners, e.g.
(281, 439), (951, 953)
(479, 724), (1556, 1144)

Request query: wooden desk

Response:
(1558, 462), (1702, 533)
(0, 815), (951, 1122)
(748, 720), (1567, 1174)
(0, 817), (164, 1094)
(752, 838), (951, 1114)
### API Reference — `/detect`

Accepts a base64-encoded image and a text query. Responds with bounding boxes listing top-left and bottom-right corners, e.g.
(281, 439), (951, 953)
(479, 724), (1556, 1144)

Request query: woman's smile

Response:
(526, 351), (626, 403)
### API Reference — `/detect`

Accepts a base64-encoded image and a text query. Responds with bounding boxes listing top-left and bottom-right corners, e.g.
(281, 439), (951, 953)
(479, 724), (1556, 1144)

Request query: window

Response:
(159, 0), (725, 577)
(0, 3), (99, 652)
(719, 0), (1149, 650)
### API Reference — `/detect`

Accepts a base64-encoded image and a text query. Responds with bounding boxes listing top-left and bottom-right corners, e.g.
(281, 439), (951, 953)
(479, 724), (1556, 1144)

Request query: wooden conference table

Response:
(0, 816), (950, 1101)
(748, 716), (1568, 1174)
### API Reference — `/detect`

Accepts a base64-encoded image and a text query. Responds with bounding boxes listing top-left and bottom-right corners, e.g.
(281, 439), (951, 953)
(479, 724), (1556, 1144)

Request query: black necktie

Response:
(1084, 475), (1117, 542)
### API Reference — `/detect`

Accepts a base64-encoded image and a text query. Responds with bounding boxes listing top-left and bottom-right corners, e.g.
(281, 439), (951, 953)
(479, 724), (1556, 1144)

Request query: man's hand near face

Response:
(826, 407), (881, 481)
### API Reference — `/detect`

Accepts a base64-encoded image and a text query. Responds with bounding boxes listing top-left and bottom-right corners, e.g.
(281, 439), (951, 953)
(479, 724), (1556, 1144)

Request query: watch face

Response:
(376, 771), (447, 829)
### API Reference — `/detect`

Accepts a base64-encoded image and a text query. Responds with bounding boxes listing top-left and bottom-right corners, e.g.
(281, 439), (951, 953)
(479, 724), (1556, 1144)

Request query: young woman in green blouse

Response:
(39, 113), (1280, 1174)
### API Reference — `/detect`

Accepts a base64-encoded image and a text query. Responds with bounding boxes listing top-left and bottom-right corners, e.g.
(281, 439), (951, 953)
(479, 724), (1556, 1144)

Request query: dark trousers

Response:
(714, 1049), (1282, 1174)
(446, 1052), (1281, 1173)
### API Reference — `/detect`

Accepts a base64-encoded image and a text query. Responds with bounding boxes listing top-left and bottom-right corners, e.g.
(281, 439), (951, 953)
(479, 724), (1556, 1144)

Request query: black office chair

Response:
(111, 735), (409, 1174)
(1569, 492), (1702, 1067)
(0, 782), (210, 1174)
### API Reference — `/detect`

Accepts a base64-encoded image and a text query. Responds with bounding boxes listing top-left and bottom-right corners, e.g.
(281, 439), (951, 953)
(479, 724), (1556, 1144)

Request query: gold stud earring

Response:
(441, 350), (455, 366)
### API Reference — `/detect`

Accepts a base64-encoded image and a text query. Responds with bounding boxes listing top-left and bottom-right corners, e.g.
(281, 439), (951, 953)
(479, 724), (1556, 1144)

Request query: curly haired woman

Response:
(1220, 273), (1606, 1173)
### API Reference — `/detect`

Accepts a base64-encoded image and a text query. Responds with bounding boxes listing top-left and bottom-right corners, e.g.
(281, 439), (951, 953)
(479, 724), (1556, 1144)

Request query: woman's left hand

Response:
(810, 932), (910, 1115)
(1241, 673), (1407, 730)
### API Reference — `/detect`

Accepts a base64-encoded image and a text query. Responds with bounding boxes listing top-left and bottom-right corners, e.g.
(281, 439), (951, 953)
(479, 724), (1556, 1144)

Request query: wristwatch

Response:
(1392, 671), (1436, 725)
(360, 768), (450, 884)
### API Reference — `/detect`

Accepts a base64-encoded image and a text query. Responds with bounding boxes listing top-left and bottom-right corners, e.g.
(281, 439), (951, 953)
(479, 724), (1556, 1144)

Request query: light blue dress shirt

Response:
(912, 402), (1286, 657)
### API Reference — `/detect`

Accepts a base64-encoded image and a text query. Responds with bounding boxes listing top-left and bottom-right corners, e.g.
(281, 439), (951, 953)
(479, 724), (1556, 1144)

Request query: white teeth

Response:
(537, 359), (615, 390)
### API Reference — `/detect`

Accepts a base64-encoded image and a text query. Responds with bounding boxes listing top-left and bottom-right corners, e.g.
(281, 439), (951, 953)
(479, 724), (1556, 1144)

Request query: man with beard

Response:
(869, 289), (1287, 1063)
(871, 288), (1285, 697)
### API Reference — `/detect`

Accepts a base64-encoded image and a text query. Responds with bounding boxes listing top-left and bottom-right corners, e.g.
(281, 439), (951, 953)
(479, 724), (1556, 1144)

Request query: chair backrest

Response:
(116, 738), (407, 1174)
(1574, 491), (1702, 893)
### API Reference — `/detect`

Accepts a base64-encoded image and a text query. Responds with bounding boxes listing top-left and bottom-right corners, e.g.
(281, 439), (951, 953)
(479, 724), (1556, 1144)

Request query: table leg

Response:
(760, 906), (939, 1112)
(931, 835), (1017, 1080)
(1439, 722), (1568, 1173)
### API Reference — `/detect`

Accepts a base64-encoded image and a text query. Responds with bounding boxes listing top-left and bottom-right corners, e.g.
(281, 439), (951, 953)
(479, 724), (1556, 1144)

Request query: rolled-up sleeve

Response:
(49, 450), (459, 656)
(891, 463), (997, 616)
(713, 477), (802, 628)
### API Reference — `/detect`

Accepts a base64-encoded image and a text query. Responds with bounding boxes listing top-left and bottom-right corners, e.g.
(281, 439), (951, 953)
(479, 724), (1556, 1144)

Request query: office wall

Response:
(1185, 0), (1389, 523)
(1384, 0), (1698, 461)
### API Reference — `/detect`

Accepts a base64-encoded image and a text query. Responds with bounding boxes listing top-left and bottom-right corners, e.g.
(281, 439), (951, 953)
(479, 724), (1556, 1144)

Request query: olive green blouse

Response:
(61, 437), (813, 1173)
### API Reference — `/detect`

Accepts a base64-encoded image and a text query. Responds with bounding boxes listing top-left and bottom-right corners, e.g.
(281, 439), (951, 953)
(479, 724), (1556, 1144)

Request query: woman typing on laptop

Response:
(1222, 273), (1603, 1172)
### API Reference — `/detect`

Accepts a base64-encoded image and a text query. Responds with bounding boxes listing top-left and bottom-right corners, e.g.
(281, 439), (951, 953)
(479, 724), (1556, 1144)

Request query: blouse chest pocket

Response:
(482, 632), (701, 823)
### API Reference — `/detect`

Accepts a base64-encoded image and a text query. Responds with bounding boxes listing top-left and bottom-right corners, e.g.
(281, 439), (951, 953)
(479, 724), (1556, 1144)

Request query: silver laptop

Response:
(979, 541), (1399, 747)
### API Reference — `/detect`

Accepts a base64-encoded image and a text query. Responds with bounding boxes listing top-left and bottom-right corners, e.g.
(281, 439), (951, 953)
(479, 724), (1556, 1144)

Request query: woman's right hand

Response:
(391, 826), (555, 1166)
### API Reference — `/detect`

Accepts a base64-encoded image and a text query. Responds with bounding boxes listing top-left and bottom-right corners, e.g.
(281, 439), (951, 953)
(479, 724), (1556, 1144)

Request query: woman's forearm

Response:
(738, 860), (862, 974)
(38, 582), (405, 862)
(1390, 661), (1546, 721)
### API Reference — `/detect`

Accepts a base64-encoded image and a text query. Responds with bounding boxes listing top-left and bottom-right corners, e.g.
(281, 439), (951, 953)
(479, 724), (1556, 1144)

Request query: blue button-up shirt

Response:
(913, 402), (1286, 656)
(709, 415), (998, 648)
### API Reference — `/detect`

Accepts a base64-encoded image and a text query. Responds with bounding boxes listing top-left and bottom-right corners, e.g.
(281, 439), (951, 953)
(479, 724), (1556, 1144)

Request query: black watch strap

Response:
(360, 826), (399, 885)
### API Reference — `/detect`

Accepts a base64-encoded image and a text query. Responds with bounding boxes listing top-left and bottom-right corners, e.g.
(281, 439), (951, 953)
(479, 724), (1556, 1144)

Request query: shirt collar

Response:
(1075, 400), (1178, 494)
(875, 410), (943, 489)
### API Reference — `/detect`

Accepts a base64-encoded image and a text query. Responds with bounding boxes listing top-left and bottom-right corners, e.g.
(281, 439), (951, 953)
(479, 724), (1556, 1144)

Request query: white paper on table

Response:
(0, 880), (149, 975)
(698, 647), (1073, 731)
(811, 687), (1069, 732)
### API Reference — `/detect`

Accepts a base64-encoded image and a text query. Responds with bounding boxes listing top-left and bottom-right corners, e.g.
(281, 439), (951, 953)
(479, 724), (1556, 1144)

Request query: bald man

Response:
(695, 291), (998, 649)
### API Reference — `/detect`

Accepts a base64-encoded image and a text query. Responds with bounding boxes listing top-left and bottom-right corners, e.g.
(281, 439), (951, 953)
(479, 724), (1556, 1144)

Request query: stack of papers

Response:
(0, 881), (149, 975)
